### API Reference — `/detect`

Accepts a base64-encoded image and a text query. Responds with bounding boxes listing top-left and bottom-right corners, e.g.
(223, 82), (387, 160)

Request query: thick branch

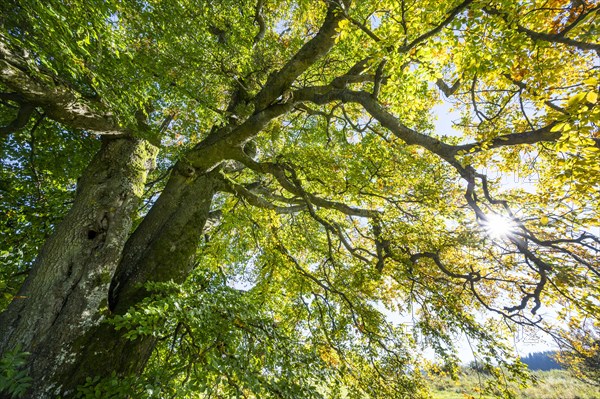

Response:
(517, 24), (600, 54)
(436, 78), (461, 97)
(411, 252), (481, 282)
(296, 87), (458, 162)
(344, 14), (383, 43)
(0, 39), (126, 135)
(252, 0), (266, 46)
(0, 102), (34, 139)
(187, 102), (294, 170)
(218, 177), (306, 214)
(398, 0), (474, 53)
(233, 154), (380, 219)
(297, 86), (598, 161)
(456, 123), (559, 153)
(483, 6), (600, 55)
(372, 59), (387, 99)
(253, 2), (346, 111)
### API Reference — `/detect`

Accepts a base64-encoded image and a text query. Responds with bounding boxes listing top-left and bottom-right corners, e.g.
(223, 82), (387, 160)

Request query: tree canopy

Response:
(0, 0), (599, 398)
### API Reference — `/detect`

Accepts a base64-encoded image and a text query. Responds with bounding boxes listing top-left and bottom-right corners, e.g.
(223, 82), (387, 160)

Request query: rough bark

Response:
(36, 166), (220, 397)
(0, 137), (157, 398)
(0, 137), (218, 398)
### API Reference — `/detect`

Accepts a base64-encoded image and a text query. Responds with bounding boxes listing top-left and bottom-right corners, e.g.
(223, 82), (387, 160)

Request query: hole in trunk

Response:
(87, 230), (98, 240)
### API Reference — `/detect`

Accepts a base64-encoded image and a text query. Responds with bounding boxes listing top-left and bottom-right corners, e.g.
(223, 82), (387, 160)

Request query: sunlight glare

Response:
(482, 213), (516, 238)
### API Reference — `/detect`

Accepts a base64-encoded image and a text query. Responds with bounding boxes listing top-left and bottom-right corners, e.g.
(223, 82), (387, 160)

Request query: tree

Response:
(0, 0), (598, 397)
(557, 326), (600, 386)
(520, 351), (561, 371)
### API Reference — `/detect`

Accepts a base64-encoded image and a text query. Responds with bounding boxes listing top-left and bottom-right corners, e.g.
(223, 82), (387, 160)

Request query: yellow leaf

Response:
(585, 91), (598, 104)
(568, 92), (586, 107)
(540, 216), (549, 225)
(338, 19), (350, 29)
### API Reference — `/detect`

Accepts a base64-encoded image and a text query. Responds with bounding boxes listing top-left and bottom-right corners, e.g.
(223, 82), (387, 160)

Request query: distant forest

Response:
(521, 351), (562, 371)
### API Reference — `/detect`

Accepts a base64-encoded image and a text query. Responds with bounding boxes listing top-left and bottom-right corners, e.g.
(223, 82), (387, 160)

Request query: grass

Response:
(429, 369), (600, 399)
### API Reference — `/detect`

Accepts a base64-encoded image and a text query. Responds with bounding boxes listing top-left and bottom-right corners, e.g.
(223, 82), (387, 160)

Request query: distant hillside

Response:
(521, 351), (562, 371)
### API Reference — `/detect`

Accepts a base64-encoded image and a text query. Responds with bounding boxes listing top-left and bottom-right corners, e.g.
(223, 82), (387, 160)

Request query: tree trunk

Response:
(0, 137), (158, 398)
(51, 169), (220, 396)
(0, 145), (219, 397)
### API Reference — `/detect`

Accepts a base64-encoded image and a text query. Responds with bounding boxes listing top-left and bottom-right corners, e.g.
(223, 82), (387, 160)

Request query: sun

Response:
(482, 213), (516, 238)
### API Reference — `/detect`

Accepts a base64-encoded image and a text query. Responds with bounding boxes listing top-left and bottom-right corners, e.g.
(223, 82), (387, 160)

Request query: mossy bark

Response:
(0, 137), (157, 398)
(0, 153), (219, 397)
(52, 170), (220, 396)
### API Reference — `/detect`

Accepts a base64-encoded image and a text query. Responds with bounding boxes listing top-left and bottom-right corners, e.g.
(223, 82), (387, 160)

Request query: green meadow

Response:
(429, 369), (600, 399)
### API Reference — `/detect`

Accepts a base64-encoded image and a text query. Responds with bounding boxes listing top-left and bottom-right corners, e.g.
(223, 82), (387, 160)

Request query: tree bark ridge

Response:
(0, 137), (157, 397)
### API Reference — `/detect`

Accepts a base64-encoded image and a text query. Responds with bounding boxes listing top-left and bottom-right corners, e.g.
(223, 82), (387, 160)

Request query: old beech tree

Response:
(0, 0), (599, 397)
